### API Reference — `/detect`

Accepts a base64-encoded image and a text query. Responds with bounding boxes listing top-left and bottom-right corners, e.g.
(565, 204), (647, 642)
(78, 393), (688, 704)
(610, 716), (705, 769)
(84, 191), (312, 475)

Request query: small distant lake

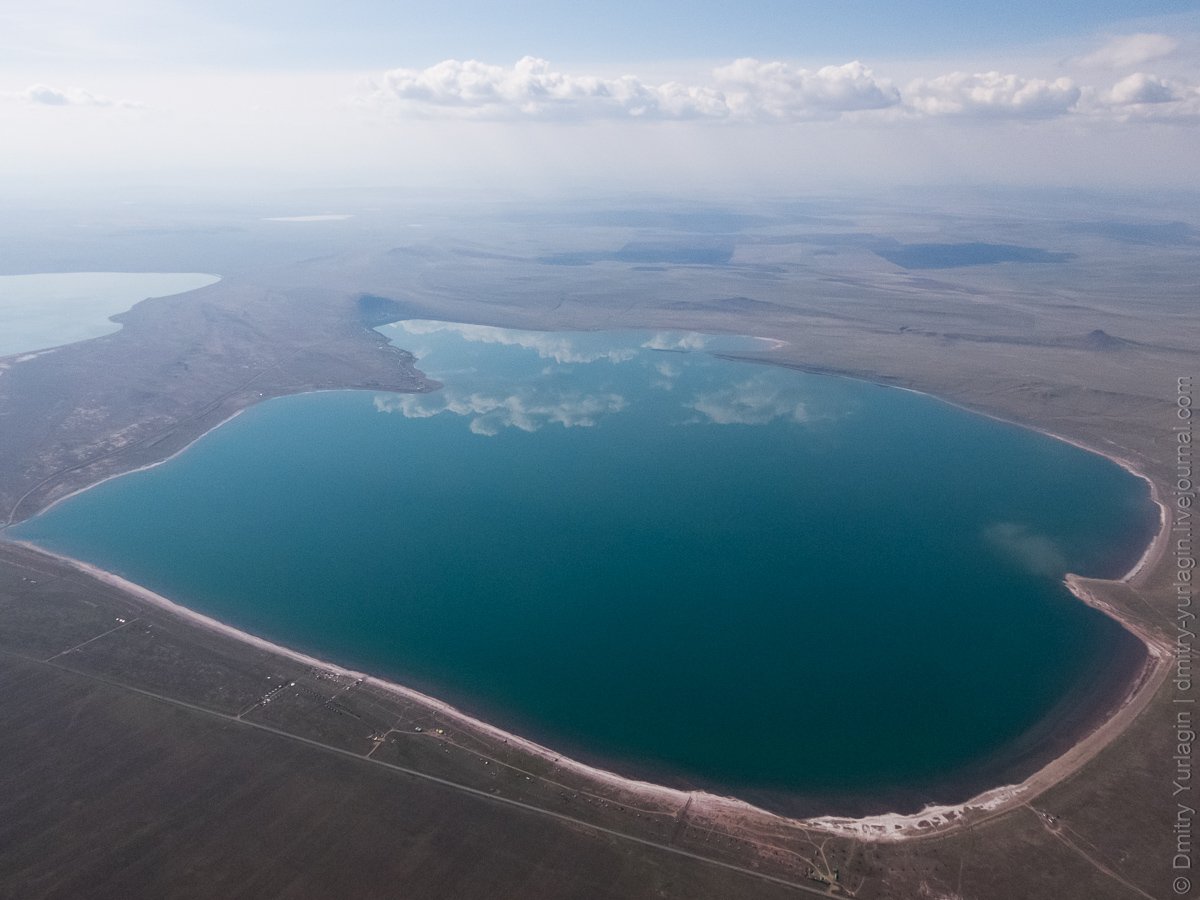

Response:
(0, 272), (219, 357)
(9, 320), (1158, 815)
(871, 242), (1074, 269)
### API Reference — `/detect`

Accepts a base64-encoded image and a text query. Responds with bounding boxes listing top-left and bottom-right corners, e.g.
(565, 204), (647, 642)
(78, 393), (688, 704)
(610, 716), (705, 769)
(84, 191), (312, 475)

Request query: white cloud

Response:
(374, 389), (627, 435)
(904, 71), (1081, 118)
(1107, 72), (1182, 105)
(364, 56), (1200, 125)
(4, 30), (1197, 194)
(1079, 33), (1180, 69)
(364, 56), (898, 122)
(713, 59), (899, 119)
(690, 378), (808, 426)
(365, 56), (727, 121)
(1091, 73), (1200, 120)
(11, 83), (142, 108)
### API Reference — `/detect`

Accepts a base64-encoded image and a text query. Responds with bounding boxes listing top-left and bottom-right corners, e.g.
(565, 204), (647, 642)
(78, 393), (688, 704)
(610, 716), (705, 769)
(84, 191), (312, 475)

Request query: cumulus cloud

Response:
(713, 59), (899, 119)
(1107, 72), (1182, 105)
(361, 55), (1199, 125)
(12, 83), (142, 108)
(690, 378), (808, 426)
(904, 71), (1081, 118)
(374, 389), (627, 435)
(1079, 33), (1180, 69)
(399, 320), (634, 364)
(364, 56), (897, 122)
(365, 56), (727, 121)
(1081, 73), (1200, 120)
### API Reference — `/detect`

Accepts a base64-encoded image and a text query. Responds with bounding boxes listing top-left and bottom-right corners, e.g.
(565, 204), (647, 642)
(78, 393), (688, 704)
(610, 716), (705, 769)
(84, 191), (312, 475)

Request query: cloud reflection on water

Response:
(642, 332), (709, 351)
(376, 320), (815, 436)
(690, 377), (809, 425)
(374, 390), (627, 436)
(400, 320), (636, 364)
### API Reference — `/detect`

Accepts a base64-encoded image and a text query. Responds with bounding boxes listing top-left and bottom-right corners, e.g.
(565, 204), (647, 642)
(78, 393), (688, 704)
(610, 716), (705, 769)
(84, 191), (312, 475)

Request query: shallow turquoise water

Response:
(0, 272), (219, 356)
(10, 321), (1158, 812)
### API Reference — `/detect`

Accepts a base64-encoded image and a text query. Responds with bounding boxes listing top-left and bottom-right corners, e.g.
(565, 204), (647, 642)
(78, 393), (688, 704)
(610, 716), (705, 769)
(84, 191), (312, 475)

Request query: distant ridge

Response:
(931, 328), (1137, 352)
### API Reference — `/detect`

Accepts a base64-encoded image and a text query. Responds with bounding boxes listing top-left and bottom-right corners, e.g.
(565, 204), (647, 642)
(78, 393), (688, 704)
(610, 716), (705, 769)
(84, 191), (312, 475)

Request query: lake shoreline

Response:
(0, 333), (1173, 840)
(0, 271), (220, 359)
(7, 515), (1169, 840)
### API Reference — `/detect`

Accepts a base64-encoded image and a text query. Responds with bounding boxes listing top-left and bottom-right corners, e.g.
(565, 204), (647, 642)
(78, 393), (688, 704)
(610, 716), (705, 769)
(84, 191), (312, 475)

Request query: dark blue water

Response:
(10, 321), (1157, 814)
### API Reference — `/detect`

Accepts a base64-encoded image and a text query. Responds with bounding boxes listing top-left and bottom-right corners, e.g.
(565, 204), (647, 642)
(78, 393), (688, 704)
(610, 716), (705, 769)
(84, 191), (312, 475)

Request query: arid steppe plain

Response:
(0, 189), (1196, 899)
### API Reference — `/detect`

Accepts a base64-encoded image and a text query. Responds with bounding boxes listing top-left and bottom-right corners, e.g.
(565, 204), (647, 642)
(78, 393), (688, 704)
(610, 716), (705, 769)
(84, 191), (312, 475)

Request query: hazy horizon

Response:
(2, 2), (1198, 194)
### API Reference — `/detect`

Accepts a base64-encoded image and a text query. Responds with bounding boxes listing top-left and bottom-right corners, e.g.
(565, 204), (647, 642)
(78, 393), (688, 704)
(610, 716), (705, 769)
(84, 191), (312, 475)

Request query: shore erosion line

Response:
(0, 360), (1176, 844)
(9, 534), (1173, 843)
(7, 408), (252, 526)
(6, 383), (395, 525)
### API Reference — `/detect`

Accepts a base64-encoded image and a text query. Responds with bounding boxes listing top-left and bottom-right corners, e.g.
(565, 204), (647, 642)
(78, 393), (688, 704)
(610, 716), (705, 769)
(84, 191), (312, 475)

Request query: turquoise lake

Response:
(9, 320), (1159, 814)
(0, 272), (219, 357)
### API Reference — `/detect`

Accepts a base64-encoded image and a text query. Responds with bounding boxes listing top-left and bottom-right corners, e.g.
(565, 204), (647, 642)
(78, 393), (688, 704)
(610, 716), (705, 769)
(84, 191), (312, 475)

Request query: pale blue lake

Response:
(0, 272), (219, 357)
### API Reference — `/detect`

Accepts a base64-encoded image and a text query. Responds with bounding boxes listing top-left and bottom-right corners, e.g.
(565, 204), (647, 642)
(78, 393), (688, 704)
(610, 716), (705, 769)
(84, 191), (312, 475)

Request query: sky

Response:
(2, 1), (1198, 196)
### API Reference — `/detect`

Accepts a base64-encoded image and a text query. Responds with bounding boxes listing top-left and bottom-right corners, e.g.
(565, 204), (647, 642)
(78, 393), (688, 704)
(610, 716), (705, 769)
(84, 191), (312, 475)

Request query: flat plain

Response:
(0, 189), (1196, 899)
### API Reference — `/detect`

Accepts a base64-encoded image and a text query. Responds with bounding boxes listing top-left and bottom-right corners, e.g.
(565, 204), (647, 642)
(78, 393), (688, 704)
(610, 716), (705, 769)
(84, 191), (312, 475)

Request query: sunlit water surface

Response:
(10, 320), (1158, 813)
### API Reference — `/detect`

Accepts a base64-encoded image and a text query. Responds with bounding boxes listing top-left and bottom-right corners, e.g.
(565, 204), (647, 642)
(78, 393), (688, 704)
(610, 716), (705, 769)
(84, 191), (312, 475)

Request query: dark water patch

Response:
(615, 241), (734, 265)
(936, 329), (1138, 353)
(1063, 220), (1196, 246)
(499, 208), (775, 233)
(758, 233), (1075, 269)
(539, 240), (734, 267)
(873, 242), (1075, 269)
(357, 293), (408, 326)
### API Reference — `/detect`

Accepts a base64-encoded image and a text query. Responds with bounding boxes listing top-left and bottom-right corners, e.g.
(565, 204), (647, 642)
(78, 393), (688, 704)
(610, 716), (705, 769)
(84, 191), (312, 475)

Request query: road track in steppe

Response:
(1022, 803), (1159, 900)
(0, 645), (842, 899)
